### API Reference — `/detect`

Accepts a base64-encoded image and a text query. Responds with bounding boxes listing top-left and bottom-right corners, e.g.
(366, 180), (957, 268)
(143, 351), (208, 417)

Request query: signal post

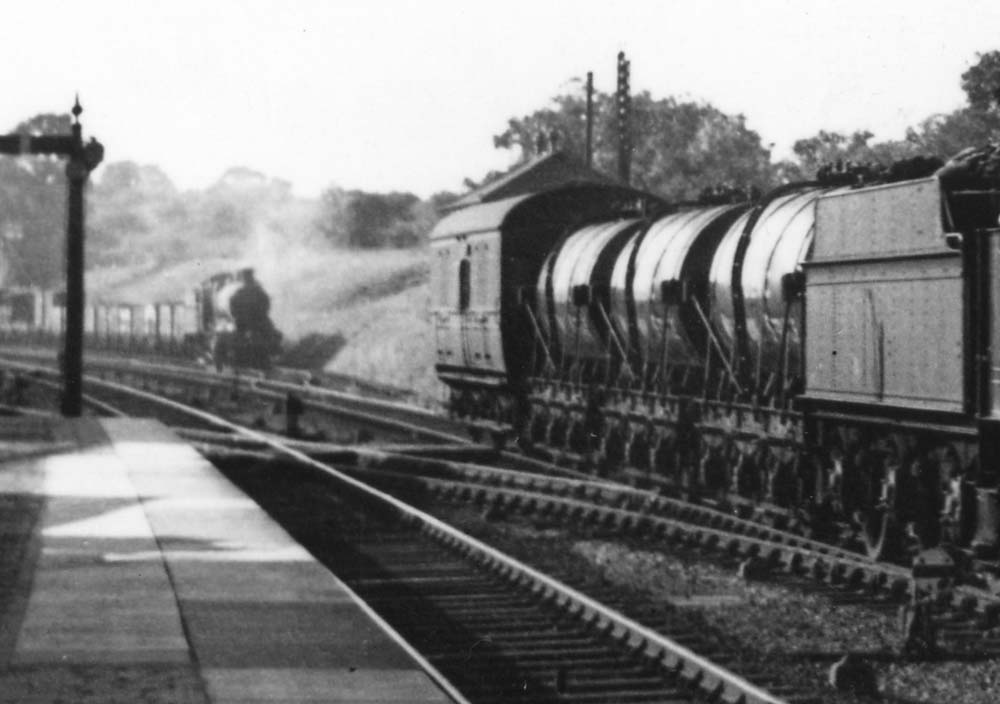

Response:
(0, 98), (104, 416)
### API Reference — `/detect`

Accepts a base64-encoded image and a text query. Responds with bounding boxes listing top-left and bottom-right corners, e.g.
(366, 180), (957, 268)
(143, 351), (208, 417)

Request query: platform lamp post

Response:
(0, 97), (104, 416)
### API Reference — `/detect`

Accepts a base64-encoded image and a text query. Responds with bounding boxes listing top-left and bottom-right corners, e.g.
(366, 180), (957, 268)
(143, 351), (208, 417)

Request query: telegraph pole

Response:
(616, 51), (632, 185)
(0, 98), (104, 416)
(585, 71), (594, 168)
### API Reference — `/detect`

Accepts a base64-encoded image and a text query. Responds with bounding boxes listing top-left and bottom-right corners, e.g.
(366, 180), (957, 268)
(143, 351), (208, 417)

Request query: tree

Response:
(97, 161), (177, 199)
(343, 191), (422, 248)
(89, 161), (186, 267)
(807, 52), (1000, 173)
(962, 51), (1000, 112)
(315, 186), (348, 244)
(316, 187), (442, 248)
(628, 96), (774, 199)
(791, 130), (875, 174)
(912, 50), (1000, 153)
(786, 130), (924, 179)
(14, 113), (73, 185)
(786, 50), (1000, 180)
(493, 92), (605, 165)
(491, 90), (775, 201)
(428, 190), (460, 212)
(0, 113), (72, 286)
(904, 109), (1000, 159)
(181, 166), (293, 253)
(885, 51), (1000, 164)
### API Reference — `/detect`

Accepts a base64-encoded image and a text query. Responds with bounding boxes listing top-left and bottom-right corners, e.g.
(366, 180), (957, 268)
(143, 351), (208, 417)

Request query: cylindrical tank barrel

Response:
(540, 219), (640, 361)
(617, 204), (747, 371)
(709, 187), (829, 386)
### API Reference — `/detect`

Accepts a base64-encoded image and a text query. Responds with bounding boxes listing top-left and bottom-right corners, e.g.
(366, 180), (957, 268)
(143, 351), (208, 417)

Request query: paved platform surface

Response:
(0, 417), (455, 703)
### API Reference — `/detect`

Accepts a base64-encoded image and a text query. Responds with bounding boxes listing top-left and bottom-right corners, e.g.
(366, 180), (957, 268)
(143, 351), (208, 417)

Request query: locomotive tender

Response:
(430, 159), (1000, 564)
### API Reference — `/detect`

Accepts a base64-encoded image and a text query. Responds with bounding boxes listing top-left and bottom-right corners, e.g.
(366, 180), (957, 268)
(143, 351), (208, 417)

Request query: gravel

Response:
(432, 504), (1000, 704)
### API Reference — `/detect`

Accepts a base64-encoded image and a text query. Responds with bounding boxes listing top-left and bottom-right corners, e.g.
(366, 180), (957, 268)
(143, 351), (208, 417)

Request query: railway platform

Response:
(0, 416), (456, 703)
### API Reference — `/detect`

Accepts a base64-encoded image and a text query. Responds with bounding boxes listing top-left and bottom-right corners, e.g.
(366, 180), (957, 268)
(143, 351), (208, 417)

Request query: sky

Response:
(1, 0), (998, 198)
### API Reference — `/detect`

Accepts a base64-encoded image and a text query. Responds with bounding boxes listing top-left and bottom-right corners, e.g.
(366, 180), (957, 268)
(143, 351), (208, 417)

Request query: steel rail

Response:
(348, 453), (1000, 625)
(2, 356), (790, 704)
(396, 471), (910, 587)
(0, 358), (471, 704)
(23, 373), (127, 417)
(27, 348), (992, 624)
(169, 425), (884, 567)
(0, 351), (469, 444)
(190, 421), (999, 631)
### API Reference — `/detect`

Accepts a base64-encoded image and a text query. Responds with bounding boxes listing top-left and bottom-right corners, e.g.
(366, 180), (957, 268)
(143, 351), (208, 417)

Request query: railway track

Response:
(232, 461), (802, 704)
(174, 424), (1000, 657)
(8, 351), (1000, 635)
(0, 348), (591, 482)
(10, 354), (1000, 696)
(0, 356), (797, 704)
(0, 347), (468, 443)
(336, 454), (1000, 654)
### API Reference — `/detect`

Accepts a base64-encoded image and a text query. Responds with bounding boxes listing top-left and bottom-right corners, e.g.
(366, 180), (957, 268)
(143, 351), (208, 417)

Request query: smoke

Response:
(241, 201), (327, 339)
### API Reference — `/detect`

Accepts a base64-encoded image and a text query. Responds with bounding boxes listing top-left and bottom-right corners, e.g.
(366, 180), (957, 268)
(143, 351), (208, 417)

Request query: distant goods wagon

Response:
(0, 268), (282, 371)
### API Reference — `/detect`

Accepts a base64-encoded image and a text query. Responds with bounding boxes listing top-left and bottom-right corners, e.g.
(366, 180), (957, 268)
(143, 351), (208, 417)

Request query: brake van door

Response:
(462, 232), (505, 375)
(431, 239), (465, 371)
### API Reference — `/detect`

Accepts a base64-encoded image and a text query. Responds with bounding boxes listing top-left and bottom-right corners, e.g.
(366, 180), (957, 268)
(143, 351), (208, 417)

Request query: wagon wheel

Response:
(548, 415), (569, 448)
(907, 453), (945, 550)
(567, 420), (589, 455)
(863, 508), (904, 561)
(860, 457), (905, 561)
(528, 408), (549, 445)
(652, 434), (676, 479)
(603, 424), (627, 470)
(628, 428), (651, 471)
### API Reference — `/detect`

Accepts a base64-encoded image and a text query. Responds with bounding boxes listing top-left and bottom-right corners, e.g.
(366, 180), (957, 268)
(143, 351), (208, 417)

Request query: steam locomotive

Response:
(430, 150), (1000, 565)
(0, 267), (282, 371)
(194, 268), (282, 370)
